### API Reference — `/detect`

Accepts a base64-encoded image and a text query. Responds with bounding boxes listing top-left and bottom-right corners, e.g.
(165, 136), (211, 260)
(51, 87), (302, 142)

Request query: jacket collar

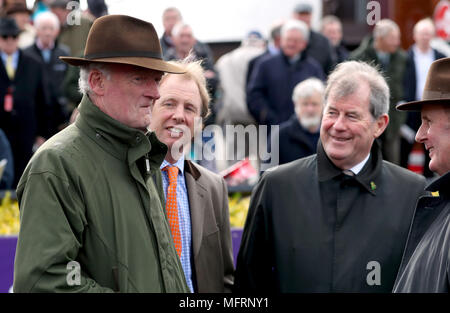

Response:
(317, 139), (382, 195)
(75, 95), (167, 167)
(184, 159), (201, 180)
(426, 171), (450, 197)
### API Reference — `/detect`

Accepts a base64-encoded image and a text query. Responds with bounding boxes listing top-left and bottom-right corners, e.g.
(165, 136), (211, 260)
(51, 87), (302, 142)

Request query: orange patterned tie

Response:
(163, 166), (182, 258)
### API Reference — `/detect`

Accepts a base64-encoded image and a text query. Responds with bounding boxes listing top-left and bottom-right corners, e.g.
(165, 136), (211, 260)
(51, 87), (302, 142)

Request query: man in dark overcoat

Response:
(235, 61), (426, 292)
(0, 17), (48, 187)
(393, 57), (450, 293)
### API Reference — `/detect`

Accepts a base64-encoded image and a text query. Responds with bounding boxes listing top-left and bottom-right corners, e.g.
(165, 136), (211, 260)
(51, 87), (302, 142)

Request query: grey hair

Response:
(292, 78), (325, 103)
(171, 22), (192, 38)
(373, 19), (400, 39)
(34, 11), (60, 30)
(325, 61), (390, 119)
(281, 19), (310, 42)
(78, 63), (111, 95)
(321, 15), (342, 31)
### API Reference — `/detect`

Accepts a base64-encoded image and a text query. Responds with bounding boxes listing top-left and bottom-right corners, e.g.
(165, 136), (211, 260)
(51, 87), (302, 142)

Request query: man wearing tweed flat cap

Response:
(393, 57), (450, 293)
(13, 15), (190, 293)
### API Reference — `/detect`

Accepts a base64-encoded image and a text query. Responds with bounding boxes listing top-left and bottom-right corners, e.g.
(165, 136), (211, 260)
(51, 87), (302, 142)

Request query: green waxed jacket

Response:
(13, 95), (189, 293)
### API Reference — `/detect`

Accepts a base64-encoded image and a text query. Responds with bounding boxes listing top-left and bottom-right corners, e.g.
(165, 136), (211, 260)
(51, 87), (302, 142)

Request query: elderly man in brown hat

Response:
(13, 15), (190, 293)
(393, 57), (450, 293)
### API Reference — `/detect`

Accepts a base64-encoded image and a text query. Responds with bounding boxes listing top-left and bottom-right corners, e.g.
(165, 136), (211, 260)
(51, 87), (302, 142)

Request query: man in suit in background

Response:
(401, 18), (446, 177)
(0, 17), (48, 187)
(24, 11), (70, 137)
(150, 58), (234, 293)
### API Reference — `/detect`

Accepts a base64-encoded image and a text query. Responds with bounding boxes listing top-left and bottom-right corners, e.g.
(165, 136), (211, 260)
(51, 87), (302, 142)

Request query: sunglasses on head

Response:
(1, 34), (18, 40)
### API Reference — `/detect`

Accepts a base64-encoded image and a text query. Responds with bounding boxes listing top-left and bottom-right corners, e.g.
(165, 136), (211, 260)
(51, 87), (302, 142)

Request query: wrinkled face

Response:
(378, 29), (400, 53)
(36, 19), (59, 47)
(93, 64), (163, 131)
(163, 9), (181, 34)
(295, 92), (323, 131)
(0, 35), (18, 55)
(150, 75), (202, 159)
(320, 84), (388, 169)
(322, 22), (342, 47)
(416, 104), (450, 175)
(174, 25), (196, 55)
(280, 28), (307, 58)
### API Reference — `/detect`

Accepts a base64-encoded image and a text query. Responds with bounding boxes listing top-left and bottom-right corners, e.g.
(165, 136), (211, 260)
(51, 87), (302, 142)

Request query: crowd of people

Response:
(0, 0), (449, 293)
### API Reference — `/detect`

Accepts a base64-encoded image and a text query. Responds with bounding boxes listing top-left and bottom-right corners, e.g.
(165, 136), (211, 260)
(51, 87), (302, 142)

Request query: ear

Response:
(373, 114), (389, 138)
(89, 69), (106, 96)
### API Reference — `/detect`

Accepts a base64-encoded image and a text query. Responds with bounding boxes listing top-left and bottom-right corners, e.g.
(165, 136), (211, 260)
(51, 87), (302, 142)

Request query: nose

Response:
(172, 104), (185, 123)
(332, 113), (347, 131)
(415, 123), (426, 143)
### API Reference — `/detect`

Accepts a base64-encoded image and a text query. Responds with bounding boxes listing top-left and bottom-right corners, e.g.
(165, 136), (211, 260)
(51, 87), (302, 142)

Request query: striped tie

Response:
(163, 165), (182, 258)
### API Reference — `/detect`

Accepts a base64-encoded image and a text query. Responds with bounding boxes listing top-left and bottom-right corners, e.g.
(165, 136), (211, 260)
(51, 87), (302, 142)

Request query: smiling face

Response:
(320, 83), (388, 169)
(91, 63), (163, 131)
(415, 104), (450, 176)
(150, 74), (202, 163)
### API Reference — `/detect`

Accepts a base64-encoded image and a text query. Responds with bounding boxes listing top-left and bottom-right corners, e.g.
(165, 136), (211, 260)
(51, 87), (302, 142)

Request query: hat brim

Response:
(396, 98), (450, 112)
(59, 56), (186, 74)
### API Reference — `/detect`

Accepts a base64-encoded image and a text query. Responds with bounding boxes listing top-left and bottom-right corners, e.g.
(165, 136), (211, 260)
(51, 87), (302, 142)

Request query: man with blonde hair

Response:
(150, 59), (234, 293)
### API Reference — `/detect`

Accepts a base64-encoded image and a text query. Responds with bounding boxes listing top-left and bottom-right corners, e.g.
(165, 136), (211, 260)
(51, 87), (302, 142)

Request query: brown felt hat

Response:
(397, 57), (450, 111)
(60, 15), (184, 74)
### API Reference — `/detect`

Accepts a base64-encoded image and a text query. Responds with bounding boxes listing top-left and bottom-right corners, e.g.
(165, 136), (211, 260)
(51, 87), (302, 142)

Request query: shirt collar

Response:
(1, 50), (19, 64)
(349, 153), (370, 175)
(161, 154), (185, 176)
(317, 139), (383, 195)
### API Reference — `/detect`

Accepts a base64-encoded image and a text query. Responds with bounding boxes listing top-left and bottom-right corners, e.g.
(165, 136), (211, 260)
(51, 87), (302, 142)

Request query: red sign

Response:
(434, 0), (450, 41)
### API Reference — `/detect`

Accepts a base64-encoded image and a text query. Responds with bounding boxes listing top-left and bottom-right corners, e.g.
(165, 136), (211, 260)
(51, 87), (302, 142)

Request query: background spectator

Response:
(246, 20), (283, 85)
(350, 19), (407, 165)
(0, 128), (14, 189)
(24, 11), (70, 136)
(321, 15), (349, 67)
(5, 1), (35, 48)
(0, 17), (48, 187)
(49, 0), (92, 57)
(401, 18), (446, 177)
(292, 2), (334, 74)
(247, 19), (324, 127)
(165, 21), (219, 126)
(269, 78), (324, 165)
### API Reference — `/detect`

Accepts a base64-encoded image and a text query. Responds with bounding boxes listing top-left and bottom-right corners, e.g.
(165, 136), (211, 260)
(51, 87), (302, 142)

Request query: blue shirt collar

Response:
(1, 50), (19, 66)
(160, 155), (185, 176)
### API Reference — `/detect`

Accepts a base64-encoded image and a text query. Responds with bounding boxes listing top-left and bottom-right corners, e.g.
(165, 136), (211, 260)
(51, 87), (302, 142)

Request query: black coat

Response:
(269, 115), (319, 165)
(235, 141), (426, 292)
(393, 172), (450, 292)
(0, 50), (48, 186)
(247, 52), (324, 126)
(23, 43), (70, 136)
(305, 30), (334, 75)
